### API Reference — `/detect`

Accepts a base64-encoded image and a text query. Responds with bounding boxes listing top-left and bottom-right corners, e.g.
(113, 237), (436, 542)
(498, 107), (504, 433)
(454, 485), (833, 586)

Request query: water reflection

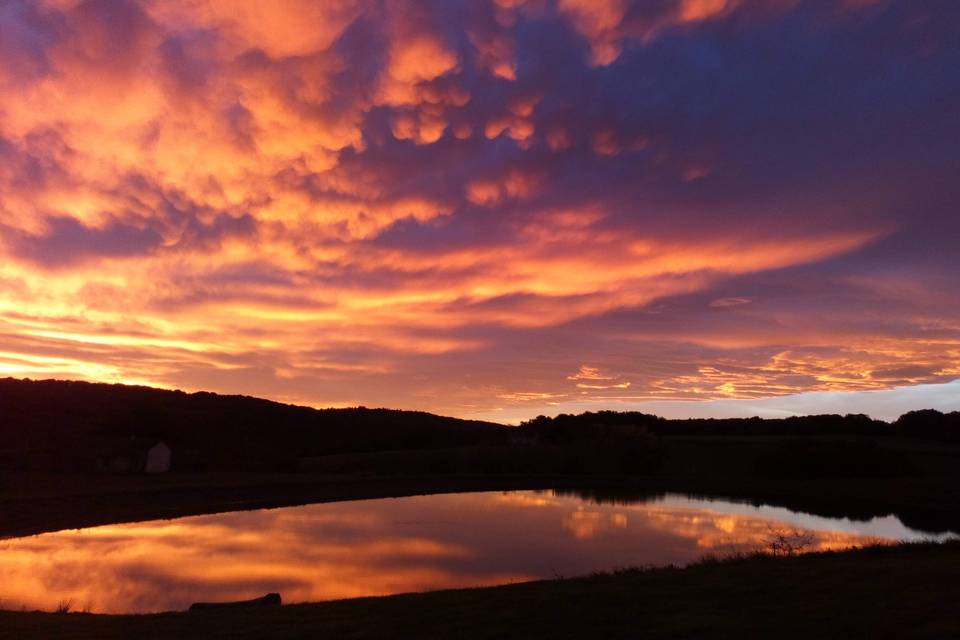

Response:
(0, 491), (953, 613)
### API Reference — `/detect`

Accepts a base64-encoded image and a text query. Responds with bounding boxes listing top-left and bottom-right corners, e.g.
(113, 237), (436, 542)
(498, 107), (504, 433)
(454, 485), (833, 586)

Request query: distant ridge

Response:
(518, 409), (959, 440)
(0, 377), (507, 472)
(1, 378), (956, 475)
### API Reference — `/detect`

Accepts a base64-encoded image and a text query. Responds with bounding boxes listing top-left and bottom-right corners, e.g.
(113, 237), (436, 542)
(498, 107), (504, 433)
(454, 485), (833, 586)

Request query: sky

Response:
(0, 0), (958, 423)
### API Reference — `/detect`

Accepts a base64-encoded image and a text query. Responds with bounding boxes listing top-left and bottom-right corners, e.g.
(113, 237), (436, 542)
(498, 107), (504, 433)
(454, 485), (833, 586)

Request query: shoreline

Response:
(3, 471), (960, 541)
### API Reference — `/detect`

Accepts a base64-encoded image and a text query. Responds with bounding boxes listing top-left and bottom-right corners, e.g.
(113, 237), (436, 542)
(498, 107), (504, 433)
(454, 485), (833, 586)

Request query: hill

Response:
(1, 377), (956, 478)
(0, 378), (507, 472)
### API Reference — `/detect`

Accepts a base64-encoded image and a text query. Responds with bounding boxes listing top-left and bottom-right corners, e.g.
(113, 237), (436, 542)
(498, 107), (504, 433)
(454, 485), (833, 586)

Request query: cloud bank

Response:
(0, 0), (958, 419)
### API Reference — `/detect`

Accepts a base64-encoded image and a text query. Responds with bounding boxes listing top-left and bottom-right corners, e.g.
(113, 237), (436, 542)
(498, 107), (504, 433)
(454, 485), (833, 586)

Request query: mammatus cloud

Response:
(0, 0), (957, 419)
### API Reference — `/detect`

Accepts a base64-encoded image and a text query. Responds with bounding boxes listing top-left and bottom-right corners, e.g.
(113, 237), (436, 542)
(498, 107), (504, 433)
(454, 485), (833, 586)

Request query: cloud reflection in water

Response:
(0, 491), (950, 613)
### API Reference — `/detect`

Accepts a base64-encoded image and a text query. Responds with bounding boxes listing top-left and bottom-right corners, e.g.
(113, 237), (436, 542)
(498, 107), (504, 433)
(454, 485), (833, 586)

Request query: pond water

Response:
(0, 490), (954, 614)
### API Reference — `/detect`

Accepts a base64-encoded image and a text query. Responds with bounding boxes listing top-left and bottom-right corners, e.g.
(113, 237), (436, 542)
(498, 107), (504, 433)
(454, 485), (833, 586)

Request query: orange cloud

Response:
(678, 0), (732, 22)
(148, 0), (365, 59)
(558, 0), (628, 65)
(0, 0), (955, 419)
(380, 34), (460, 105)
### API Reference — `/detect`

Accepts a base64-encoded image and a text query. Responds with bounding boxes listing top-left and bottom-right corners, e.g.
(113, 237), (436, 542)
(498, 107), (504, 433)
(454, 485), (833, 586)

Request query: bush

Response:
(754, 440), (917, 479)
(895, 410), (960, 442)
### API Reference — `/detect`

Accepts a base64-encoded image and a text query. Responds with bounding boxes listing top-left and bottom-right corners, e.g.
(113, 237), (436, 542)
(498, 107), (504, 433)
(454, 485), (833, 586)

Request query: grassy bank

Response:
(1, 542), (958, 639)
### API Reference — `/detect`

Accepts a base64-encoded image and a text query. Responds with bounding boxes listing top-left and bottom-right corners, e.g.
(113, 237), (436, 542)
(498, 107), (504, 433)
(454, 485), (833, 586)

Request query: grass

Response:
(1, 542), (958, 639)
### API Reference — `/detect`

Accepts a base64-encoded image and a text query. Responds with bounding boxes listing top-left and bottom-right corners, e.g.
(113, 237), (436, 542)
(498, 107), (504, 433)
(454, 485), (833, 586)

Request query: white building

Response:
(145, 441), (172, 473)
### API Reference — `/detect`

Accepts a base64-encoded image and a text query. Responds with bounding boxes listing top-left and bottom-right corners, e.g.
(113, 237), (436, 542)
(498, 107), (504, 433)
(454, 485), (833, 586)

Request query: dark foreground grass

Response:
(2, 542), (958, 640)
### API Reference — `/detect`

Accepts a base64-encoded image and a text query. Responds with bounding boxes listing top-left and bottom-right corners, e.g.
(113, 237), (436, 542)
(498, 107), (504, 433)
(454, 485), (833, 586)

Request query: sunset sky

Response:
(1, 0), (958, 422)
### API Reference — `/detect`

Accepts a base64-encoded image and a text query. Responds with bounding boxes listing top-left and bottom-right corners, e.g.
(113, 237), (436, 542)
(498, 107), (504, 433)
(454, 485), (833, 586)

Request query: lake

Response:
(0, 490), (954, 614)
